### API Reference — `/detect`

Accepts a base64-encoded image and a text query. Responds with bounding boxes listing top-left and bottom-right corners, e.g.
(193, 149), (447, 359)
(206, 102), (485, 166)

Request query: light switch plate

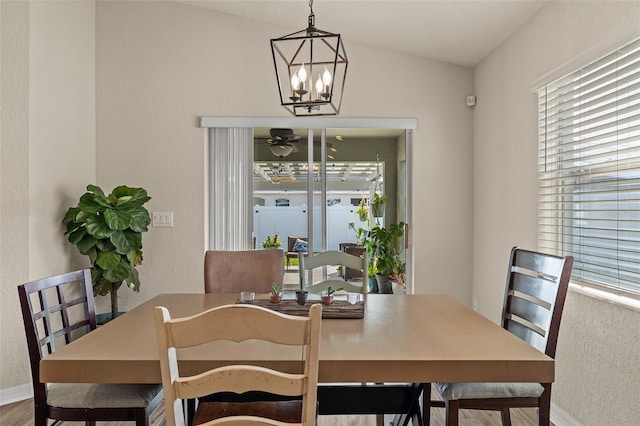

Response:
(152, 212), (173, 227)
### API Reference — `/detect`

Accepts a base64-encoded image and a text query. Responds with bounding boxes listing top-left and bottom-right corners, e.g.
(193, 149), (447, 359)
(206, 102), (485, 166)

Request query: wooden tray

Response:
(242, 299), (364, 319)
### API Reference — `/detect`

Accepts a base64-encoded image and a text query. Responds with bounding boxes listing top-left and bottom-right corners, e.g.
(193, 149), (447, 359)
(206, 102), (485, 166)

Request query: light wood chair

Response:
(298, 250), (423, 424)
(423, 246), (574, 426)
(298, 250), (368, 294)
(17, 269), (163, 426)
(204, 249), (284, 294)
(154, 303), (322, 426)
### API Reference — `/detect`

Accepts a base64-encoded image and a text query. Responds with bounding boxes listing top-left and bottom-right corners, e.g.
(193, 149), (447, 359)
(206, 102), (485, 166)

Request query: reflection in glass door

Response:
(253, 127), (407, 291)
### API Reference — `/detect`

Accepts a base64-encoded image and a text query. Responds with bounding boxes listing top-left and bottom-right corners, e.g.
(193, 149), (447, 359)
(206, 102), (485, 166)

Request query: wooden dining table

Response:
(39, 293), (553, 423)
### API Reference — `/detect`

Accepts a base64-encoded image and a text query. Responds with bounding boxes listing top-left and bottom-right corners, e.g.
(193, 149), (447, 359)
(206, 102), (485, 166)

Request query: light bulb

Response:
(298, 63), (307, 85)
(322, 67), (332, 86)
(315, 75), (323, 99)
(291, 74), (299, 90)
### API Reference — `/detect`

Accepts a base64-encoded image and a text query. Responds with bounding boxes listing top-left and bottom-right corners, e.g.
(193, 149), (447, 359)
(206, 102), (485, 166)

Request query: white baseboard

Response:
(551, 402), (583, 426)
(0, 383), (33, 406)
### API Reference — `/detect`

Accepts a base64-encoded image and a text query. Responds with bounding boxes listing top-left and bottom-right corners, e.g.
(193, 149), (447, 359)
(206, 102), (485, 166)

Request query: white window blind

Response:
(538, 37), (640, 295)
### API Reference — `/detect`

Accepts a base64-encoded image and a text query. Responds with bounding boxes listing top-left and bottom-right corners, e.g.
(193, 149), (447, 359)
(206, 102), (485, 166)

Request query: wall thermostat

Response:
(466, 95), (476, 107)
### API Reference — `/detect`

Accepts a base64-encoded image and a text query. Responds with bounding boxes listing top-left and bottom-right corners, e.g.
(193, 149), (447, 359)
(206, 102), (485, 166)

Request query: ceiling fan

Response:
(256, 128), (340, 159)
(260, 128), (301, 158)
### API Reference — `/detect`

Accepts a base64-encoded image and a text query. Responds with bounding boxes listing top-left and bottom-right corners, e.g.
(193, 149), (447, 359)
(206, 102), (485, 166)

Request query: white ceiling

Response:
(182, 0), (547, 67)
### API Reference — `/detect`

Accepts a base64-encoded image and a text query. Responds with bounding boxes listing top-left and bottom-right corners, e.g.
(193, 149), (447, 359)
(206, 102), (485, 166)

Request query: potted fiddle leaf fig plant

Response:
(367, 221), (405, 294)
(62, 184), (151, 321)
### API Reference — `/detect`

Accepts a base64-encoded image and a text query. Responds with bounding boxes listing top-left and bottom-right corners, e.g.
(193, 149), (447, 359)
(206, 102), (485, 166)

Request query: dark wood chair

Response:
(17, 269), (163, 426)
(423, 246), (574, 426)
(154, 303), (322, 425)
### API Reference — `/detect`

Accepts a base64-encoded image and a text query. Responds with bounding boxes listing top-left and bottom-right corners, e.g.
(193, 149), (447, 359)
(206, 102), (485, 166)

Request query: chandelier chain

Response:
(308, 0), (315, 28)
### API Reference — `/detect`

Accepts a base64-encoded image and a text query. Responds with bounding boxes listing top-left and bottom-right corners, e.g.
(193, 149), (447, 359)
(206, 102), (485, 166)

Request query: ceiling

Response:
(182, 0), (547, 67)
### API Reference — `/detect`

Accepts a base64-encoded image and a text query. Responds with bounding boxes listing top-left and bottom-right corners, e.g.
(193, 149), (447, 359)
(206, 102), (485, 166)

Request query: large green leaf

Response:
(96, 250), (121, 270)
(127, 267), (141, 292)
(86, 184), (106, 199)
(86, 215), (112, 239)
(96, 239), (115, 252)
(68, 227), (87, 244)
(112, 186), (151, 207)
(62, 207), (80, 225)
(104, 208), (132, 230)
(103, 259), (131, 282)
(115, 195), (133, 206)
(76, 235), (97, 255)
(93, 278), (112, 297)
(65, 220), (82, 236)
(110, 230), (132, 255)
(124, 230), (142, 250)
(78, 192), (106, 213)
(87, 247), (97, 265)
(128, 208), (151, 232)
(127, 249), (143, 266)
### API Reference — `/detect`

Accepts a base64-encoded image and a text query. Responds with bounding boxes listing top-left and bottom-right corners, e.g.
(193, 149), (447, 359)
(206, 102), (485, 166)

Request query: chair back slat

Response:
(299, 250), (368, 295)
(155, 303), (322, 426)
(174, 367), (306, 400)
(502, 247), (573, 358)
(512, 249), (565, 278)
(165, 304), (312, 348)
(505, 318), (547, 352)
(510, 272), (557, 306)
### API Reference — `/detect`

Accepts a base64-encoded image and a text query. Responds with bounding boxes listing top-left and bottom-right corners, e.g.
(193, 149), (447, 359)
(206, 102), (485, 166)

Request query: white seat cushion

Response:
(436, 382), (544, 400)
(47, 383), (162, 409)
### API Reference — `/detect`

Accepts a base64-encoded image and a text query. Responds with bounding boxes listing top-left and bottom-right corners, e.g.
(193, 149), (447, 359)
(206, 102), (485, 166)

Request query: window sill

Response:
(569, 280), (640, 313)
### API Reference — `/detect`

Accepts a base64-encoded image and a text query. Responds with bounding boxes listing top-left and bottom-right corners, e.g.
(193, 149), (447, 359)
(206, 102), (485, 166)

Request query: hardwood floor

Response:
(0, 388), (545, 426)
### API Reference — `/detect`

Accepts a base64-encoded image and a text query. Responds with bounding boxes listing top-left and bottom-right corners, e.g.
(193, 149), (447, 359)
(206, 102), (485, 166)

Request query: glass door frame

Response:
(201, 116), (417, 293)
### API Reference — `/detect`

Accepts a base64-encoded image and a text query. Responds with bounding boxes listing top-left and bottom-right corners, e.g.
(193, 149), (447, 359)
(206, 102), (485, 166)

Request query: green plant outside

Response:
(367, 221), (405, 277)
(62, 185), (151, 299)
(262, 234), (282, 249)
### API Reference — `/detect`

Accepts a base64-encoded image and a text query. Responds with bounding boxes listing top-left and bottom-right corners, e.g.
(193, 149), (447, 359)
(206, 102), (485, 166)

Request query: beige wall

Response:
(95, 0), (473, 315)
(0, 0), (473, 395)
(0, 0), (96, 392)
(473, 1), (640, 424)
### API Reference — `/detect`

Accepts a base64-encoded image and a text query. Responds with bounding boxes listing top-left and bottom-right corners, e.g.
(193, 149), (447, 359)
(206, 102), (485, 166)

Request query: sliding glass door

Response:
(202, 116), (415, 292)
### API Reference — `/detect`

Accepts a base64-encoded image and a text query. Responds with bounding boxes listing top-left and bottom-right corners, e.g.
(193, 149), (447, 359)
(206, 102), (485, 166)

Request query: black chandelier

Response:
(270, 0), (348, 116)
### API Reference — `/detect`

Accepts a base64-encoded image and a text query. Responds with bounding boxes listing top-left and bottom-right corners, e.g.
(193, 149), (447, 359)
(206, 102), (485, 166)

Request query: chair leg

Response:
(445, 400), (459, 426)
(34, 405), (48, 426)
(501, 408), (512, 426)
(135, 406), (151, 426)
(422, 383), (431, 426)
(538, 384), (552, 426)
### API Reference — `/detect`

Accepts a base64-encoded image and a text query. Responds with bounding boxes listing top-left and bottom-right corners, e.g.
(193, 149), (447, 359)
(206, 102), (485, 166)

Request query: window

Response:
(537, 37), (640, 295)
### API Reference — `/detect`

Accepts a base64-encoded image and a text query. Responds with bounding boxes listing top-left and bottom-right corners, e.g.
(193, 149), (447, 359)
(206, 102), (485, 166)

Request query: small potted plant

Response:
(262, 234), (282, 249)
(321, 286), (342, 306)
(269, 282), (282, 304)
(355, 194), (369, 222)
(371, 193), (387, 218)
